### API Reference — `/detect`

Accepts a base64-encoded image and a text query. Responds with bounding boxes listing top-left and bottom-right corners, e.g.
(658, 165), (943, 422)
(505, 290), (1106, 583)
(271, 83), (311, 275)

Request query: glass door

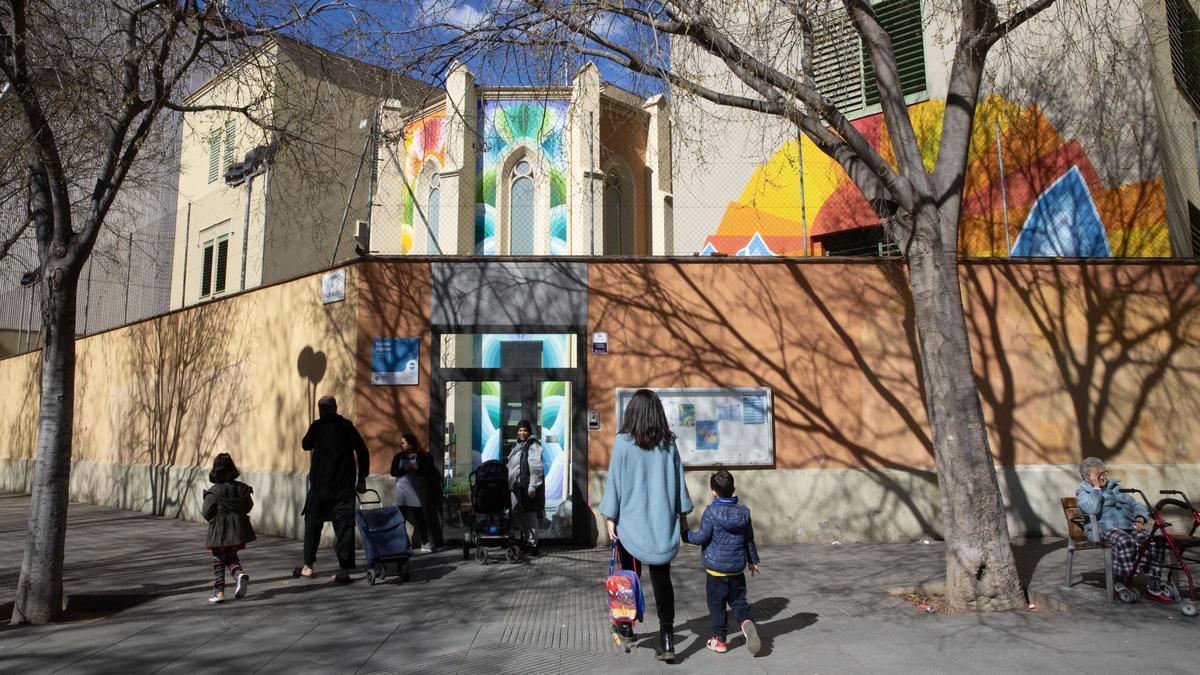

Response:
(431, 331), (584, 543)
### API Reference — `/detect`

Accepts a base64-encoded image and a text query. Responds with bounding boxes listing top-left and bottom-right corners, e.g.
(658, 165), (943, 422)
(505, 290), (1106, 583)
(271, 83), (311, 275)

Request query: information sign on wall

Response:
(615, 387), (774, 467)
(371, 337), (420, 385)
(591, 332), (609, 354)
(321, 269), (346, 304)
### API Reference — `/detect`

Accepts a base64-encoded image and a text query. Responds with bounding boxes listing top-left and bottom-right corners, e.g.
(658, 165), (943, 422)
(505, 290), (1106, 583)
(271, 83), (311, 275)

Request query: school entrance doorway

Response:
(430, 332), (588, 545)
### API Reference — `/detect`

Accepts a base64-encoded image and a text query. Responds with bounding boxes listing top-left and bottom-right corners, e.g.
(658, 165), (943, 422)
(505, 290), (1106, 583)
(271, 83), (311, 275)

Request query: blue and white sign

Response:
(321, 269), (346, 304)
(371, 337), (419, 385)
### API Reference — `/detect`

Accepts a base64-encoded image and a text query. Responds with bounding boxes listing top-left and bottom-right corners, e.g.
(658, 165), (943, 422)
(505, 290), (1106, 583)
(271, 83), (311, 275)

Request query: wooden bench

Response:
(1062, 496), (1114, 602)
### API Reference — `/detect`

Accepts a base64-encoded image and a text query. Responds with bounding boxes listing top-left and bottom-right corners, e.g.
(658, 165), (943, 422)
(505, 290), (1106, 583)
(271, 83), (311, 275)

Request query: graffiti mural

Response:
(476, 99), (570, 255)
(398, 111), (446, 254)
(701, 94), (1169, 258)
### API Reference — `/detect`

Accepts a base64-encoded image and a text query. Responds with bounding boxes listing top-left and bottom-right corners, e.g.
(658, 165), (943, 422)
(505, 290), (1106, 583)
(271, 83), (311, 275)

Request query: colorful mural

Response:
(701, 94), (1169, 258)
(399, 111), (446, 254)
(476, 99), (570, 255)
(468, 334), (571, 518)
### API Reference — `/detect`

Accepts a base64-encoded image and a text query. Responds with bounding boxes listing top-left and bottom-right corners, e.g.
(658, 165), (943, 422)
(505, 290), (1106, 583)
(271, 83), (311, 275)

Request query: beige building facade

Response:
(169, 39), (429, 310)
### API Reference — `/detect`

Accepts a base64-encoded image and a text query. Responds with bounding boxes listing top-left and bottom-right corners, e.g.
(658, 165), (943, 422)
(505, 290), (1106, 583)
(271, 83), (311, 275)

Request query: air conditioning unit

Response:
(354, 220), (370, 256)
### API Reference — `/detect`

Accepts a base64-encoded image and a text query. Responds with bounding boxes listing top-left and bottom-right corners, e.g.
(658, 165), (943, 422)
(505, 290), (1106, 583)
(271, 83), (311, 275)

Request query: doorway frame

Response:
(428, 324), (589, 545)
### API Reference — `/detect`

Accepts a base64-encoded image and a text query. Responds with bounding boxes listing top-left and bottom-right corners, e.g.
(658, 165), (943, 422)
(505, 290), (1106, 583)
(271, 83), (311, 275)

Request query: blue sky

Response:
(277, 0), (667, 95)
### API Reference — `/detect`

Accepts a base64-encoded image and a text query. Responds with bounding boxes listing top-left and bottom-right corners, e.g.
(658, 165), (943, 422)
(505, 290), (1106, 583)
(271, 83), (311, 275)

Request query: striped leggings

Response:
(211, 550), (244, 591)
(1101, 529), (1163, 583)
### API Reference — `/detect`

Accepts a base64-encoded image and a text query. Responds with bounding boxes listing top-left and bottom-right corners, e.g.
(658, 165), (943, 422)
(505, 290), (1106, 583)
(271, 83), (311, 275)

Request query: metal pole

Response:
(363, 111), (378, 253)
(387, 143), (443, 255)
(995, 118), (1012, 256)
(123, 231), (133, 325)
(17, 286), (26, 353)
(330, 126), (372, 267)
(82, 258), (93, 335)
(589, 111), (595, 256)
(24, 285), (34, 352)
(180, 202), (190, 308)
(240, 174), (254, 291)
(798, 129), (809, 256)
(259, 163), (270, 282)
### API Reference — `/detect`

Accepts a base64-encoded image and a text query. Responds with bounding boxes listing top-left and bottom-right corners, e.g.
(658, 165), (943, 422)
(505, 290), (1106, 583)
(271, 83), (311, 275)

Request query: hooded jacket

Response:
(686, 496), (760, 574)
(202, 481), (257, 549)
(1075, 478), (1150, 538)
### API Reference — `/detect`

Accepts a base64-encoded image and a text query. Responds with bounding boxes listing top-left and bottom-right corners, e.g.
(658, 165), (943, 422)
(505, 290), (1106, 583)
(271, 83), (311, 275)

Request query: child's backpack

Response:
(605, 541), (644, 626)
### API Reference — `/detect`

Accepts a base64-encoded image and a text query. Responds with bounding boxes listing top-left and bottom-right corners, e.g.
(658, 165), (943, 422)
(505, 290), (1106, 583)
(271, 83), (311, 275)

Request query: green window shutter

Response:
(223, 119), (236, 171)
(813, 12), (865, 113)
(863, 0), (926, 107)
(201, 241), (214, 296)
(208, 132), (221, 183)
(1167, 0), (1200, 115)
(214, 237), (229, 294)
(812, 0), (926, 115)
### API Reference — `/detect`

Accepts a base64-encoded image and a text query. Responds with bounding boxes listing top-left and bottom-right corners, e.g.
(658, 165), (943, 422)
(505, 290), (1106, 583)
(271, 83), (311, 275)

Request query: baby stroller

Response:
(356, 489), (413, 585)
(462, 460), (521, 564)
(1119, 487), (1199, 617)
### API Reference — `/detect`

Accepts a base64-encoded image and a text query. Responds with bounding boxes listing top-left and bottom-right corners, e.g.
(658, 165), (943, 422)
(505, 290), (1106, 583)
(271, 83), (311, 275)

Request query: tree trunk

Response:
(11, 262), (80, 624)
(906, 216), (1025, 612)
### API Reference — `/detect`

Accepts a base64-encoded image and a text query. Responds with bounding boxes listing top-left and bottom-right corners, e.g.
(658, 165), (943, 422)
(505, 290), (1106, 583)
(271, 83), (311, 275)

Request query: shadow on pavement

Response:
(669, 596), (817, 663)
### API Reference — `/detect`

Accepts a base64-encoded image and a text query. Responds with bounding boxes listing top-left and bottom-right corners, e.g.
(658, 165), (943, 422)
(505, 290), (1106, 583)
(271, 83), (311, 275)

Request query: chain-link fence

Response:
(0, 210), (175, 359)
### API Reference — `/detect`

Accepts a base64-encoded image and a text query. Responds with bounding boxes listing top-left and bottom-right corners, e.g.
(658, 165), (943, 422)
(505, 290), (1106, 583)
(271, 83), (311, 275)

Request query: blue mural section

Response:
(1011, 167), (1112, 257)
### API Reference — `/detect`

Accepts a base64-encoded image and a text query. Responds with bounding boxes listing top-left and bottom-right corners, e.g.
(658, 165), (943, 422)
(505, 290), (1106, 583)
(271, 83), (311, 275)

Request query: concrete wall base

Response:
(0, 458), (398, 549)
(4, 458), (1199, 547)
(587, 462), (1200, 545)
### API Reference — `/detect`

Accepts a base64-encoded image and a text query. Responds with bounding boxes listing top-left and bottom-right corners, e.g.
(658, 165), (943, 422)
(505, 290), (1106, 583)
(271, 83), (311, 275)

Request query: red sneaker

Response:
(706, 636), (728, 653)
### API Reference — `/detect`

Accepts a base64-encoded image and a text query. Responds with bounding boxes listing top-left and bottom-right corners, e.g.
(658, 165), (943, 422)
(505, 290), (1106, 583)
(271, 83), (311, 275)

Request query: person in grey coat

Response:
(507, 420), (544, 555)
(202, 453), (255, 604)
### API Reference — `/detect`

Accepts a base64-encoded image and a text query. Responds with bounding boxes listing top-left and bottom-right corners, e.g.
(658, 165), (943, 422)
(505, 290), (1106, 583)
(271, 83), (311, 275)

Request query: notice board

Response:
(615, 387), (774, 467)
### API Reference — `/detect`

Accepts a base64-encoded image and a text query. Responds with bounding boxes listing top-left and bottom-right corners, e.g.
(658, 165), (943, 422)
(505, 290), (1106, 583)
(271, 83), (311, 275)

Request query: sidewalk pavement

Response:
(0, 491), (1195, 674)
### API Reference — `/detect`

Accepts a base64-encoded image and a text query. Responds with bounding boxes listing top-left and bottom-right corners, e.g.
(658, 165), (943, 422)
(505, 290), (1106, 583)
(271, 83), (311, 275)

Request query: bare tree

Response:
(0, 0), (341, 625)
(404, 0), (1140, 610)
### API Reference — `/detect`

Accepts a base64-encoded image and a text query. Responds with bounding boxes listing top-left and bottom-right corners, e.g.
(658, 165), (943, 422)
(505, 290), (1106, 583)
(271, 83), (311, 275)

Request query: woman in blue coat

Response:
(599, 389), (693, 662)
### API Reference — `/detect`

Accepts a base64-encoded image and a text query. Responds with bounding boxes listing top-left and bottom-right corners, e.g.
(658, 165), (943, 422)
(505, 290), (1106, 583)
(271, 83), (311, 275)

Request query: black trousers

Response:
(303, 488), (356, 569)
(616, 541), (675, 629)
(705, 573), (751, 640)
(401, 506), (427, 549)
(422, 498), (444, 548)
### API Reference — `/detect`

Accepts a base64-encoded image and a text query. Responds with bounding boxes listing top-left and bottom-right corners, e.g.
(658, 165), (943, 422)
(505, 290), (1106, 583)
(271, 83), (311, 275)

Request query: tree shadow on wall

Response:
(112, 303), (250, 518)
(978, 263), (1200, 468)
(582, 260), (942, 539)
(354, 262), (433, 456)
(3, 354), (41, 487)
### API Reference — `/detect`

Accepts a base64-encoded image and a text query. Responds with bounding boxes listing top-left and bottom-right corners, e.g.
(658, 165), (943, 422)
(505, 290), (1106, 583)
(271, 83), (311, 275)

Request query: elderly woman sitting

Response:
(1075, 456), (1171, 603)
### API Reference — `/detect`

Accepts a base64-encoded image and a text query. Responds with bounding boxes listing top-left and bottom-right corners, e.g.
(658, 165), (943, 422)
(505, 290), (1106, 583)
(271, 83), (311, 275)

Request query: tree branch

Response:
(988, 0), (1057, 46)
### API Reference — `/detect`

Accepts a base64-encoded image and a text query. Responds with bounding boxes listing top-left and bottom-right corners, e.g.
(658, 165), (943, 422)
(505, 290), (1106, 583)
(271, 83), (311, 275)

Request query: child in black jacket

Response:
(684, 470), (761, 655)
(202, 453), (256, 604)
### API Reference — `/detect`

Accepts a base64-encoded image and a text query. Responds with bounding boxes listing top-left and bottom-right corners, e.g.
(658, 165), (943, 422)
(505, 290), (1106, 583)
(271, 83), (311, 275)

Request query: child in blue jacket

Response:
(684, 470), (761, 655)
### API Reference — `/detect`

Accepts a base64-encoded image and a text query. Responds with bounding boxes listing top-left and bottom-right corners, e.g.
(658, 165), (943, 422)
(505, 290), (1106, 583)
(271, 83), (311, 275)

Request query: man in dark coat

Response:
(297, 395), (369, 582)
